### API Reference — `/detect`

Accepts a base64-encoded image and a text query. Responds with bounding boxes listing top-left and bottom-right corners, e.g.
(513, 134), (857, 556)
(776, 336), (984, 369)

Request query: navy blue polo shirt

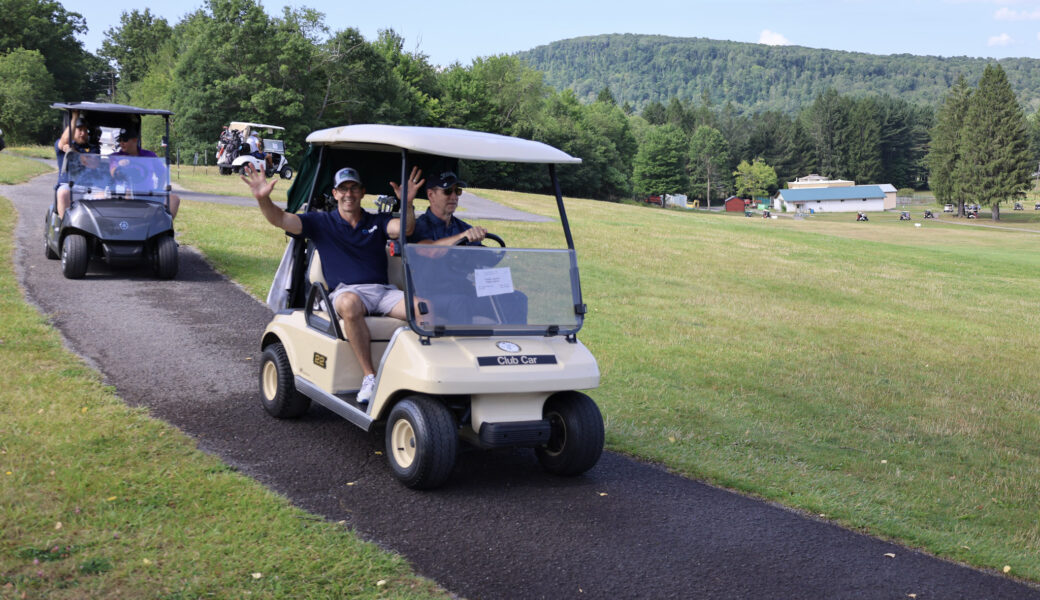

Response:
(299, 210), (393, 288)
(409, 208), (475, 244)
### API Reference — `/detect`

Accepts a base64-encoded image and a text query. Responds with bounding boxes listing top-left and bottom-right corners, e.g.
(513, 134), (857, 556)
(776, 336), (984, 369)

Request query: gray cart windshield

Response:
(66, 151), (169, 199)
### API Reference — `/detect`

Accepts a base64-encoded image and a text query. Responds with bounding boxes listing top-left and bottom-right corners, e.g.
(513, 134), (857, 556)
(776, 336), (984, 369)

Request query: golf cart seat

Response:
(307, 249), (405, 341)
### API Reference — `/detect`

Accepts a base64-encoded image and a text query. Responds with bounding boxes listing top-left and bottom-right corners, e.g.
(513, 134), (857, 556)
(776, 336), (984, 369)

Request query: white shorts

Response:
(329, 283), (404, 316)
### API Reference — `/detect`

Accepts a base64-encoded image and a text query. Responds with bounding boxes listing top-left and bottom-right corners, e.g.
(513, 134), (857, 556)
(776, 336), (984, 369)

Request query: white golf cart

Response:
(259, 125), (603, 489)
(218, 121), (292, 179)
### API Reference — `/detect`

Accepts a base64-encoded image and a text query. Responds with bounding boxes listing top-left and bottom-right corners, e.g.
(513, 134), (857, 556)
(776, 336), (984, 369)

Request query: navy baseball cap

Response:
(74, 117), (89, 128)
(333, 167), (362, 188)
(425, 171), (467, 190)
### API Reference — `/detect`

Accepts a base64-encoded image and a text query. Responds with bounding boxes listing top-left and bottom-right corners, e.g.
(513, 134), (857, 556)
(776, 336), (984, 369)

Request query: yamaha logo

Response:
(118, 220), (129, 231)
(496, 341), (520, 353)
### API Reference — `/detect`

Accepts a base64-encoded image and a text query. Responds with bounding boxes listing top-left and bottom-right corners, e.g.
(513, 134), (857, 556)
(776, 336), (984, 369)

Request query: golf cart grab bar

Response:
(304, 283), (345, 340)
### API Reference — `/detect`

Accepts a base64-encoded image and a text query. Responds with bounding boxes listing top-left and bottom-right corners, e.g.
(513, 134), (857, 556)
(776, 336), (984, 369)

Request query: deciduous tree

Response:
(688, 125), (730, 207)
(632, 124), (688, 197)
(0, 48), (56, 143)
(733, 158), (778, 199)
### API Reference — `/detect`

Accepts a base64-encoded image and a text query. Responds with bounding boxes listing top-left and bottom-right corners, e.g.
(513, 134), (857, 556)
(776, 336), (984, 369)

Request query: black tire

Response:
(535, 392), (605, 476)
(259, 343), (310, 418)
(218, 166), (231, 176)
(60, 234), (88, 279)
(152, 236), (178, 279)
(385, 396), (457, 489)
(280, 166), (294, 180)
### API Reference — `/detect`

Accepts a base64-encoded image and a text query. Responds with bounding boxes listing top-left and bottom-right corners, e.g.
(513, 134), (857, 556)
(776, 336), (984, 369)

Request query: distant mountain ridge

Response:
(516, 34), (1040, 114)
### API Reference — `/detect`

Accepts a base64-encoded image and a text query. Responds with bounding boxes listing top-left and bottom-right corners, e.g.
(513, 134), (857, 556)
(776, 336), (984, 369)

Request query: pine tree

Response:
(958, 64), (1032, 220)
(926, 76), (971, 214)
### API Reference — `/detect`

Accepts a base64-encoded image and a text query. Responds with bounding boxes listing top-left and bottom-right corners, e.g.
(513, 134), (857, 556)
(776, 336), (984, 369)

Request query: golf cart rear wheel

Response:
(280, 166), (293, 180)
(259, 342), (310, 418)
(385, 396), (457, 489)
(153, 236), (178, 279)
(61, 234), (88, 279)
(536, 392), (604, 476)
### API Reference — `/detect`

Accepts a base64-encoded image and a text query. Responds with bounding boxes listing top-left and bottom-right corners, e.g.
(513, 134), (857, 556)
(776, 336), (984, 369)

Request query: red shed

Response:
(724, 196), (747, 212)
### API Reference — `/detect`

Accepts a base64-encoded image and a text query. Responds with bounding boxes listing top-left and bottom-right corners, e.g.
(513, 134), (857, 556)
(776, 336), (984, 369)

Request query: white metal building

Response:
(775, 185), (887, 213)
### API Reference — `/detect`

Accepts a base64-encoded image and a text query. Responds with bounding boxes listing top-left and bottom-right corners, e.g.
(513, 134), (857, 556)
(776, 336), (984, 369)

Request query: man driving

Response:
(408, 171), (528, 324)
(410, 171), (487, 246)
(111, 127), (181, 219)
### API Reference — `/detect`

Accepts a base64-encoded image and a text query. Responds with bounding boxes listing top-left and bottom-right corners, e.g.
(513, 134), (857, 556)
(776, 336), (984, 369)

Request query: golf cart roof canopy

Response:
(230, 122), (285, 132)
(305, 124), (582, 164)
(51, 102), (173, 116)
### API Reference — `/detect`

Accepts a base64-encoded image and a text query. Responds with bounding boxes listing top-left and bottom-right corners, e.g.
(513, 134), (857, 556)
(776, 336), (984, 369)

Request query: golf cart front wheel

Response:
(152, 236), (178, 279)
(61, 234), (88, 279)
(536, 392), (604, 476)
(280, 166), (293, 180)
(259, 342), (310, 418)
(385, 396), (457, 489)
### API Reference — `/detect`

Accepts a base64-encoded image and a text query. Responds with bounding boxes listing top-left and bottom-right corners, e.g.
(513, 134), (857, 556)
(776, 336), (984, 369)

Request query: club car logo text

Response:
(477, 355), (557, 366)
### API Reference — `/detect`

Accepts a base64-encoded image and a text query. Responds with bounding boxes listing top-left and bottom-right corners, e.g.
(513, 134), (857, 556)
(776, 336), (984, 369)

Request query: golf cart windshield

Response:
(405, 245), (582, 336)
(66, 151), (169, 199)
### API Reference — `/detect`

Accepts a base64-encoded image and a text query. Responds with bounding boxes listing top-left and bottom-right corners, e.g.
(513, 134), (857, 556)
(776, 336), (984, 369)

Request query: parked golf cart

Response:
(219, 121), (292, 179)
(44, 102), (177, 279)
(258, 124), (603, 489)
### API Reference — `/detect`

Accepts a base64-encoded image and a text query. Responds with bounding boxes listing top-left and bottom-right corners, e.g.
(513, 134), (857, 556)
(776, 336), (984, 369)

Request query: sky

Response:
(60, 0), (1040, 67)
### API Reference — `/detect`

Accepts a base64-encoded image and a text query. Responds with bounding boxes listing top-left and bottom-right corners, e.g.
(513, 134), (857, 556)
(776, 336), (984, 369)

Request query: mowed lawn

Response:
(176, 188), (1040, 582)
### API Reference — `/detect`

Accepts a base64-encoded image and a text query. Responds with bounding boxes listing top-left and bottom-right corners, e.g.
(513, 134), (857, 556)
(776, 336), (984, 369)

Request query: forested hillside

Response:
(517, 34), (1040, 114)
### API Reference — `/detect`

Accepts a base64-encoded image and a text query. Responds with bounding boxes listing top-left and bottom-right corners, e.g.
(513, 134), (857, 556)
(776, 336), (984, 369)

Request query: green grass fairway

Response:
(179, 189), (1040, 583)
(0, 151), (52, 183)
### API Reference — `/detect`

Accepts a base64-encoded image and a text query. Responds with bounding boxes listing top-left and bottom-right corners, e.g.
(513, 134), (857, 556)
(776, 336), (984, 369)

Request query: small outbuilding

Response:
(724, 196), (747, 212)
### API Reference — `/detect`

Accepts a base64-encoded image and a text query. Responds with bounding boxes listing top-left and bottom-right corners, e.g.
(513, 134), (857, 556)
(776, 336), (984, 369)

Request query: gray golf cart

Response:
(259, 124), (603, 489)
(44, 102), (177, 279)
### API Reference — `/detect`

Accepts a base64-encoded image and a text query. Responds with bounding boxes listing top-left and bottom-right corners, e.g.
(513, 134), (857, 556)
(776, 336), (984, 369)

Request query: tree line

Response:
(0, 0), (1035, 214)
(516, 33), (1040, 115)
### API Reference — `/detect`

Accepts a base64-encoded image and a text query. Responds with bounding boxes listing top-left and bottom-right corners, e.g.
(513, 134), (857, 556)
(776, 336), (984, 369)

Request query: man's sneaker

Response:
(357, 374), (376, 405)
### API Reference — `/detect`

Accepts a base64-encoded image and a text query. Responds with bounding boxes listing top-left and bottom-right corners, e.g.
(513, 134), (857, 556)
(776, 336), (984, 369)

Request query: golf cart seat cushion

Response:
(308, 246), (406, 295)
(307, 249), (404, 341)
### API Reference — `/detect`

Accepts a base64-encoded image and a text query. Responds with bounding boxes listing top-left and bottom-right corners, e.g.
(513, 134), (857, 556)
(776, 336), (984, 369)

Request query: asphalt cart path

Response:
(5, 173), (1038, 599)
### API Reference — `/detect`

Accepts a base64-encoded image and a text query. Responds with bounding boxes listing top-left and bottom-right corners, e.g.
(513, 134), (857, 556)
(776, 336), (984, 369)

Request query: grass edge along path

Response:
(0, 193), (449, 598)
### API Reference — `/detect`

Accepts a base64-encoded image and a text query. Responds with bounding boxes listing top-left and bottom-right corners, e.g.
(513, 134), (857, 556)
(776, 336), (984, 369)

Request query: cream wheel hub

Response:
(391, 419), (416, 468)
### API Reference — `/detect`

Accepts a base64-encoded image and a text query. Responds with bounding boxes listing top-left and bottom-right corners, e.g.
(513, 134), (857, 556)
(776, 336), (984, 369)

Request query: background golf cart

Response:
(217, 121), (292, 179)
(260, 124), (603, 489)
(44, 102), (178, 279)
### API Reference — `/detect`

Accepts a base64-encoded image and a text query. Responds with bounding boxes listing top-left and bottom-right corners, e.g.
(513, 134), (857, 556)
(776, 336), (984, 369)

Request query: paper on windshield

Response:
(474, 267), (514, 297)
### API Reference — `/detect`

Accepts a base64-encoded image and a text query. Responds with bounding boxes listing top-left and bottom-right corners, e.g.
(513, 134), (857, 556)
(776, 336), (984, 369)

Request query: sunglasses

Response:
(436, 186), (463, 196)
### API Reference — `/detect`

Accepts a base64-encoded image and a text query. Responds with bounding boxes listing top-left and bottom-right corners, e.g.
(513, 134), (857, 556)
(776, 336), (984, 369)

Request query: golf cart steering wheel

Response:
(112, 163), (149, 187)
(454, 232), (506, 247)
